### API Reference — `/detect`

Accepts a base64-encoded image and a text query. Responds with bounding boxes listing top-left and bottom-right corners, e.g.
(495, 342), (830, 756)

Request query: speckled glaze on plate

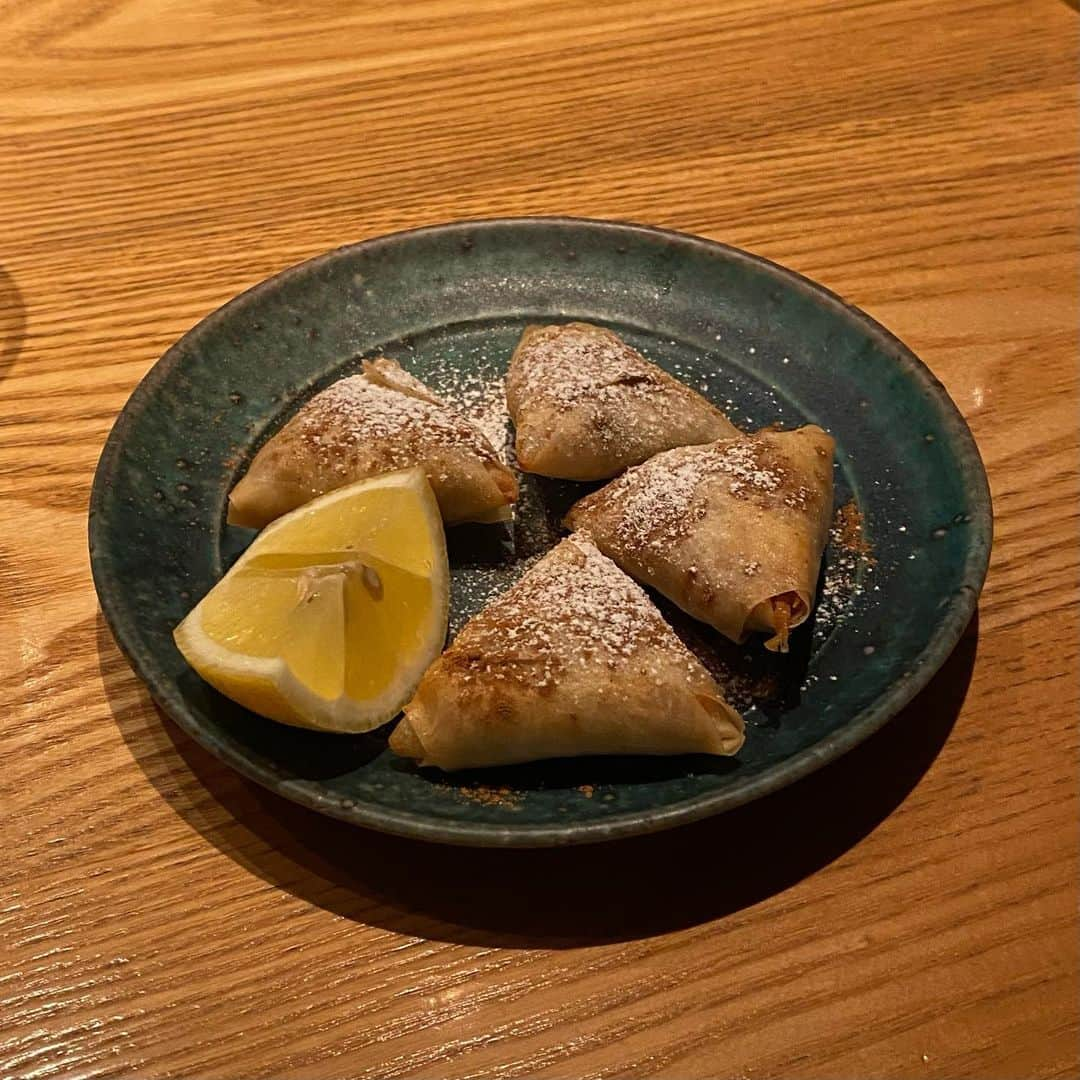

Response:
(89, 218), (991, 847)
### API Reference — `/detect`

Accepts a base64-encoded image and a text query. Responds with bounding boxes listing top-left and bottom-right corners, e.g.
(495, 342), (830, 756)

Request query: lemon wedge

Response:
(174, 468), (449, 732)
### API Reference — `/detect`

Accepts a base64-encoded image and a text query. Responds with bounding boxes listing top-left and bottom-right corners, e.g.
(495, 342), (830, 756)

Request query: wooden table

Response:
(3, 1), (1077, 1077)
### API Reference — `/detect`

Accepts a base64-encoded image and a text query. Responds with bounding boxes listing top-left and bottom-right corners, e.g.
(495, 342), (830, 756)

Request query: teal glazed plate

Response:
(89, 218), (991, 847)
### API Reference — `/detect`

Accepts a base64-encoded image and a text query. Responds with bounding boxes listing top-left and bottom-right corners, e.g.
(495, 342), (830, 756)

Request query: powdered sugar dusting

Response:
(513, 324), (663, 410)
(298, 372), (499, 468)
(720, 441), (787, 498)
(421, 352), (511, 463)
(505, 324), (737, 465)
(459, 374), (510, 462)
(815, 501), (876, 636)
(614, 453), (710, 552)
(449, 536), (693, 690)
(580, 437), (792, 554)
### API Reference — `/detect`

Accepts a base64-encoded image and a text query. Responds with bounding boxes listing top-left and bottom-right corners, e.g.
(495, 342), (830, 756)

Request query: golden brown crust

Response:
(387, 716), (425, 759)
(506, 322), (738, 480)
(392, 536), (744, 770)
(227, 358), (518, 528)
(359, 357), (446, 405)
(565, 426), (835, 646)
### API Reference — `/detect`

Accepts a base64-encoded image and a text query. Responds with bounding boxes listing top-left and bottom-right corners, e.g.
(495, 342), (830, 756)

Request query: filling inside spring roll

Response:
(748, 590), (809, 653)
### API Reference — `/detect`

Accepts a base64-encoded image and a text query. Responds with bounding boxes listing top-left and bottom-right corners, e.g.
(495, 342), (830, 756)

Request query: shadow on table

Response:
(99, 613), (978, 948)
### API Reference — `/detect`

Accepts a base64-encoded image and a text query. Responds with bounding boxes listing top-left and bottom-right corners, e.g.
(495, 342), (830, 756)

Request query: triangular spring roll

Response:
(565, 426), (835, 652)
(389, 535), (744, 770)
(505, 322), (738, 480)
(228, 359), (517, 528)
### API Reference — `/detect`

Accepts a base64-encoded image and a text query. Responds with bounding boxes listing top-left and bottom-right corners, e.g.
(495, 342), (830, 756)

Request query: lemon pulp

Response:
(173, 468), (449, 732)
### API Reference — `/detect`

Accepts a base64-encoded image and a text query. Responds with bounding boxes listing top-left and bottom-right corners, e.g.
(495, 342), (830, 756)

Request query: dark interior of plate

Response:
(89, 217), (991, 847)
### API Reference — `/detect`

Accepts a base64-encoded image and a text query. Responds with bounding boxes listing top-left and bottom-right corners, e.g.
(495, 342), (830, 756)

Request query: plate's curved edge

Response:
(88, 216), (993, 849)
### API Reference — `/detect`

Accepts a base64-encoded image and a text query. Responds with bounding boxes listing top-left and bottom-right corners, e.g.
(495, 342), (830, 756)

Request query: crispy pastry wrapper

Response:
(565, 426), (835, 651)
(228, 359), (517, 528)
(506, 322), (738, 481)
(390, 536), (743, 770)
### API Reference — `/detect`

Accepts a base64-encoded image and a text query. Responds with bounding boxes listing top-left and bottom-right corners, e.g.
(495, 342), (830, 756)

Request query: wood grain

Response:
(1, 0), (1077, 1076)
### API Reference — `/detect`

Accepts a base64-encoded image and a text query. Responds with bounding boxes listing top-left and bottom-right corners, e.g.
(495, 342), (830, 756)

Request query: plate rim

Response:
(89, 215), (993, 848)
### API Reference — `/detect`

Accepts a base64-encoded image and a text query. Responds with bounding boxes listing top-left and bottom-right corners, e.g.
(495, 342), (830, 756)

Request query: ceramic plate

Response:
(89, 217), (991, 847)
